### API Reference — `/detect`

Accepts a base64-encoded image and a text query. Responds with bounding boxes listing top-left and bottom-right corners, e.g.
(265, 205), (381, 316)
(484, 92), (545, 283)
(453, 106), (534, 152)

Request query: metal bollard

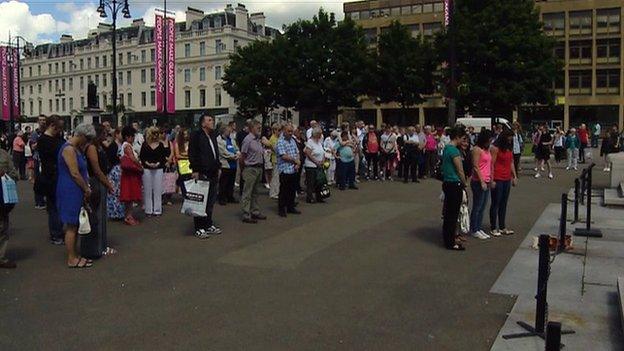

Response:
(545, 321), (562, 351)
(559, 193), (567, 252)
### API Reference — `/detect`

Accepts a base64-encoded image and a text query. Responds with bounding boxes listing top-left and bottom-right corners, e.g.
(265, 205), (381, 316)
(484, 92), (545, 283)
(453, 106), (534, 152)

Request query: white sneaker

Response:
(603, 167), (609, 172)
(573, 167), (578, 170)
(565, 166), (570, 170)
(548, 173), (554, 179)
(477, 230), (490, 239)
(472, 231), (488, 240)
(540, 166), (545, 171)
(264, 183), (270, 189)
(534, 167), (538, 171)
(490, 229), (502, 237)
(205, 225), (222, 235)
(534, 173), (541, 178)
(195, 229), (210, 239)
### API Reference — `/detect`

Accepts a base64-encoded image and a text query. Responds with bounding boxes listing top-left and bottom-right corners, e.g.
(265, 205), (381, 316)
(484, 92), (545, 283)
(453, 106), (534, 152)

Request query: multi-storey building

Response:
(343, 0), (624, 130)
(19, 4), (278, 126)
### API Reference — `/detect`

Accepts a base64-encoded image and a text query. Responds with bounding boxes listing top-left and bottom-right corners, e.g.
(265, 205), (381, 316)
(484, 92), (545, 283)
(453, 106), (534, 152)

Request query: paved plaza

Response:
(0, 159), (614, 350)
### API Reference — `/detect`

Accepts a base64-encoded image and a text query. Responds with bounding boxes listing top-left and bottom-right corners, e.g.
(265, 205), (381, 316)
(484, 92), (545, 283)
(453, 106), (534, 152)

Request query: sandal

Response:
(449, 244), (466, 251)
(124, 217), (139, 226)
(68, 257), (93, 269)
(103, 247), (117, 256)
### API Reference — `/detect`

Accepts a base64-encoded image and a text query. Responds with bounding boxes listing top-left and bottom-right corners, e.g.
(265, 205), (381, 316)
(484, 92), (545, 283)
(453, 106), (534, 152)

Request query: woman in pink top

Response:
(424, 126), (438, 177)
(470, 130), (493, 239)
(12, 131), (26, 180)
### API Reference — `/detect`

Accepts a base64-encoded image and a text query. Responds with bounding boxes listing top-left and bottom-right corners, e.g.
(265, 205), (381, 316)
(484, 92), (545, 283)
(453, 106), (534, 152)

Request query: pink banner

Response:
(166, 16), (176, 114)
(155, 14), (164, 113)
(444, 0), (452, 26)
(11, 47), (19, 118)
(0, 47), (9, 121)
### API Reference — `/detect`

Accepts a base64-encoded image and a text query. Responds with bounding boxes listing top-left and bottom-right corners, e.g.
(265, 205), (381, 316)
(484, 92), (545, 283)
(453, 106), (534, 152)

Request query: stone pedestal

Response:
(607, 152), (624, 188)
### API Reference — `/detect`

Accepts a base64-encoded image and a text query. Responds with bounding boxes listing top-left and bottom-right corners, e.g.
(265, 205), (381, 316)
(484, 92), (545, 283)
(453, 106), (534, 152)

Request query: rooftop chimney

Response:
(60, 34), (73, 43)
(186, 7), (204, 24)
(132, 18), (145, 27)
(235, 3), (248, 30)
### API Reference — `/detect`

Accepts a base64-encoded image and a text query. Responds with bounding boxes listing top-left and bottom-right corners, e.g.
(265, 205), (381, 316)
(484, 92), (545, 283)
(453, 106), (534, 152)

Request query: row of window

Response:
(364, 22), (442, 44)
(22, 65), (223, 96)
(543, 8), (621, 36)
(23, 87), (223, 116)
(23, 39), (234, 79)
(347, 1), (445, 21)
(553, 69), (621, 95)
(553, 38), (621, 63)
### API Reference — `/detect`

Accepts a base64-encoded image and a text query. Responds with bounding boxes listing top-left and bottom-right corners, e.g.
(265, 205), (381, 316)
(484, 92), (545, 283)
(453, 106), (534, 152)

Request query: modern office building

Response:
(18, 4), (279, 127)
(343, 0), (624, 129)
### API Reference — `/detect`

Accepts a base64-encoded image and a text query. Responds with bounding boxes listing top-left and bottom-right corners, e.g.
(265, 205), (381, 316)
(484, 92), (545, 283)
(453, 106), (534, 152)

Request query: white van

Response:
(456, 117), (512, 131)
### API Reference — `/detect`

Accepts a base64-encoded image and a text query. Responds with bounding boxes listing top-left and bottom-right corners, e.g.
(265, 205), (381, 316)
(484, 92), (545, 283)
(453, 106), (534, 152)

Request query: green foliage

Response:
(372, 21), (436, 110)
(437, 0), (561, 115)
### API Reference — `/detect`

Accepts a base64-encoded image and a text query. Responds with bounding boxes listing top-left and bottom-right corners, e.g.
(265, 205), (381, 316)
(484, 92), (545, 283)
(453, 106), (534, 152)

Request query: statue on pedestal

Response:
(87, 81), (98, 108)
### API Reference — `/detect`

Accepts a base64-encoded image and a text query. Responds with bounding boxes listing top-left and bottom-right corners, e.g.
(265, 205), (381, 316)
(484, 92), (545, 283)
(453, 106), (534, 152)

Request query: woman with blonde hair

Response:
(139, 126), (168, 216)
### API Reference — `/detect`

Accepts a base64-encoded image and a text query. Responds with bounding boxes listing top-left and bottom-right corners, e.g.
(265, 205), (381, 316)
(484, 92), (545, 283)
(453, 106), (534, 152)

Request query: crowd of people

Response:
(0, 113), (623, 268)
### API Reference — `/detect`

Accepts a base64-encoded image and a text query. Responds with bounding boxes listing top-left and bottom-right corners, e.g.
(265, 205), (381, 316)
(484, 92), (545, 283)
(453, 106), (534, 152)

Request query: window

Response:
(55, 79), (59, 91)
(48, 63), (52, 74)
(127, 71), (132, 85)
(79, 59), (84, 70)
(141, 69), (146, 83)
(380, 8), (390, 17)
(80, 97), (84, 109)
(542, 12), (565, 36)
(118, 53), (123, 65)
(95, 75), (99, 86)
(364, 28), (377, 45)
(62, 98), (66, 112)
(95, 57), (100, 68)
(184, 69), (191, 83)
(29, 85), (33, 95)
(55, 62), (59, 73)
(119, 94), (124, 106)
(103, 74), (107, 87)
(184, 90), (191, 108)
(150, 91), (155, 106)
(215, 88), (222, 106)
(55, 99), (59, 112)
(569, 40), (592, 64)
(360, 11), (370, 20)
(568, 70), (592, 94)
(554, 42), (565, 60)
(49, 99), (52, 112)
(199, 67), (206, 81)
(69, 78), (73, 91)
(28, 67), (32, 77)
(150, 68), (155, 83)
(433, 2), (444, 12)
(597, 38), (620, 63)
(569, 11), (592, 36)
(141, 92), (147, 107)
(185, 43), (191, 58)
(69, 60), (73, 72)
(69, 97), (73, 111)
(200, 42), (206, 56)
(103, 94), (107, 107)
(423, 3), (434, 13)
(37, 65), (41, 75)
(87, 57), (91, 69)
(390, 7), (401, 16)
(103, 55), (107, 67)
(401, 6), (411, 15)
(127, 52), (132, 65)
(141, 50), (146, 63)
(234, 40), (239, 49)
(118, 71), (123, 85)
(38, 84), (42, 94)
(423, 22), (442, 38)
(596, 69), (620, 94)
(80, 77), (84, 90)
(349, 12), (360, 20)
(597, 8), (620, 34)
(127, 93), (132, 107)
(62, 78), (66, 91)
(216, 39), (223, 54)
(215, 66), (222, 80)
(150, 49), (155, 62)
(48, 80), (52, 92)
(38, 100), (42, 115)
(199, 89), (206, 107)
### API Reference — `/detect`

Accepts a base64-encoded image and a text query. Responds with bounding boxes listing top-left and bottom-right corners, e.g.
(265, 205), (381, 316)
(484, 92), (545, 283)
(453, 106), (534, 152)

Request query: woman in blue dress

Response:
(57, 123), (96, 268)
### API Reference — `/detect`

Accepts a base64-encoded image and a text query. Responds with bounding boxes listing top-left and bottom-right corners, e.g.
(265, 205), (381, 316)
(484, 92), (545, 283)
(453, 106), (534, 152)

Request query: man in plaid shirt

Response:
(276, 124), (302, 217)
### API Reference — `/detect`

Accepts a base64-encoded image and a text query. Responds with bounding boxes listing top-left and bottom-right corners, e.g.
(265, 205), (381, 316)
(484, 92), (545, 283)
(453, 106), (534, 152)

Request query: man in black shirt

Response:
(189, 113), (222, 238)
(35, 115), (65, 245)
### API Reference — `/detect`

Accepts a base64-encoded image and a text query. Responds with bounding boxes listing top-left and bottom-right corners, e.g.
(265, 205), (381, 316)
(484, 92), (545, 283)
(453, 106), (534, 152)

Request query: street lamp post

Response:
(97, 0), (131, 126)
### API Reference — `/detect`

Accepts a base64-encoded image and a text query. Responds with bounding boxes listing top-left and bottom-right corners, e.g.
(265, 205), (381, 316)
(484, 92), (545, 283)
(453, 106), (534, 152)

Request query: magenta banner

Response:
(0, 46), (9, 121)
(11, 47), (19, 118)
(166, 16), (176, 114)
(155, 14), (164, 113)
(444, 0), (453, 26)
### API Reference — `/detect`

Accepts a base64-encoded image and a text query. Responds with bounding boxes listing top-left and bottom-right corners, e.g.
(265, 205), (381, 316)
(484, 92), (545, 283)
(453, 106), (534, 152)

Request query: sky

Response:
(0, 0), (347, 45)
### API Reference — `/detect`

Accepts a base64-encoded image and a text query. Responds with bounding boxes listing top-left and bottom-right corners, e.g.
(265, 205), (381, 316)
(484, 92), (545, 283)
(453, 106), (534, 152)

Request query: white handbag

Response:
(78, 207), (91, 235)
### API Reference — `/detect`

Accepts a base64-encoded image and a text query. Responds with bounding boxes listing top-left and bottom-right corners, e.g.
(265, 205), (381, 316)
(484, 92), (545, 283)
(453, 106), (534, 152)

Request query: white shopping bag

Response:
(181, 179), (210, 217)
(78, 207), (91, 235)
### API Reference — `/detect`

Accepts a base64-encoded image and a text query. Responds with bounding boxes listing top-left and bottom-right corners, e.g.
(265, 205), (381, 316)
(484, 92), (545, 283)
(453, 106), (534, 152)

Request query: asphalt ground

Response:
(0, 157), (610, 350)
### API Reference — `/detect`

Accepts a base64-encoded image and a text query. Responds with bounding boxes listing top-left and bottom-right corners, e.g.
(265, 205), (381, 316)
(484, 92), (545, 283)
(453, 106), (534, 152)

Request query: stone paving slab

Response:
(490, 203), (624, 350)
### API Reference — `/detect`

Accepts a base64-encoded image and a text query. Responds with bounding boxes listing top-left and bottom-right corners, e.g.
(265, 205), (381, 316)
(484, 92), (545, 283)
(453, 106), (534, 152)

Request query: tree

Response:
(372, 21), (436, 120)
(437, 0), (561, 116)
(280, 9), (373, 122)
(223, 40), (279, 126)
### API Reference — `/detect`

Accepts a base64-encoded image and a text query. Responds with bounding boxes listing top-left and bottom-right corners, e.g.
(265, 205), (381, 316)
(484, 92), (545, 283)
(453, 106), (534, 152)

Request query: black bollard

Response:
(559, 193), (567, 252)
(575, 164), (602, 237)
(579, 169), (587, 205)
(545, 321), (562, 351)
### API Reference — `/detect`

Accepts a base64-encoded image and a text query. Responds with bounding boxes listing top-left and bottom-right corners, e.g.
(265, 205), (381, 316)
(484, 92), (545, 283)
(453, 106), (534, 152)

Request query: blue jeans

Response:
(47, 196), (63, 241)
(470, 181), (489, 232)
(337, 160), (355, 188)
(490, 180), (511, 230)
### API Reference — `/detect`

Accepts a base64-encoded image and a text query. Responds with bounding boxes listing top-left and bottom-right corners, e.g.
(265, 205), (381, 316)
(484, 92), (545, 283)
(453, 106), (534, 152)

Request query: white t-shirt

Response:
(323, 136), (337, 160)
(306, 128), (314, 140)
(305, 138), (325, 168)
(133, 132), (145, 156)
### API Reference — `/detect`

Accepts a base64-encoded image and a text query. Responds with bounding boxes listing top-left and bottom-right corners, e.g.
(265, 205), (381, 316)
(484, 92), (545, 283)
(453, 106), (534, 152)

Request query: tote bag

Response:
(162, 168), (178, 194)
(78, 206), (91, 235)
(1, 175), (18, 205)
(181, 179), (210, 217)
